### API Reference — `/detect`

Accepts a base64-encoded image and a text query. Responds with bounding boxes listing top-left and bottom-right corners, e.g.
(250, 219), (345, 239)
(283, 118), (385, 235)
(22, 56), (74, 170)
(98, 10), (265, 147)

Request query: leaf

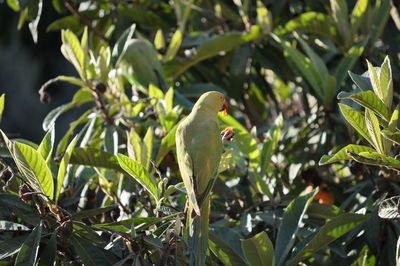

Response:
(388, 105), (399, 130)
(378, 196), (400, 219)
(46, 15), (81, 32)
(379, 56), (393, 109)
(37, 126), (55, 162)
(104, 126), (118, 155)
(28, 0), (43, 43)
(0, 235), (27, 260)
(38, 232), (57, 266)
(288, 213), (369, 265)
(209, 232), (247, 266)
(335, 40), (366, 88)
(171, 27), (260, 79)
(117, 154), (159, 201)
(61, 29), (85, 78)
(350, 0), (369, 34)
(142, 127), (153, 170)
(71, 235), (110, 266)
(306, 203), (343, 219)
(155, 124), (178, 165)
(56, 136), (78, 202)
(15, 221), (42, 266)
(279, 12), (338, 44)
(163, 29), (182, 62)
(339, 104), (374, 146)
(330, 0), (351, 46)
(0, 94), (4, 123)
(274, 189), (318, 266)
(0, 193), (40, 225)
(72, 205), (117, 220)
(381, 130), (400, 145)
(365, 109), (384, 153)
(348, 71), (373, 92)
(42, 103), (73, 131)
(112, 23), (136, 64)
(347, 151), (400, 169)
(346, 90), (390, 121)
(12, 141), (54, 200)
(154, 28), (165, 50)
(319, 144), (375, 165)
(241, 232), (274, 266)
(70, 147), (124, 173)
(58, 75), (85, 87)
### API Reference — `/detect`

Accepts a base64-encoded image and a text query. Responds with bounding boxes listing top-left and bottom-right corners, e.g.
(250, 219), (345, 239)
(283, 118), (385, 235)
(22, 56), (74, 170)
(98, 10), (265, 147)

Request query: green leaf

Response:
(0, 94), (4, 123)
(171, 28), (260, 79)
(348, 71), (373, 92)
(155, 124), (178, 166)
(339, 104), (374, 146)
(12, 141), (54, 200)
(70, 148), (124, 173)
(256, 1), (272, 34)
(365, 109), (384, 153)
(163, 29), (182, 62)
(61, 29), (85, 78)
(46, 15), (81, 32)
(350, 0), (369, 34)
(347, 90), (390, 121)
(104, 126), (118, 155)
(388, 105), (399, 131)
(275, 189), (318, 266)
(15, 221), (42, 266)
(71, 235), (110, 266)
(117, 154), (159, 201)
(209, 232), (247, 266)
(278, 12), (338, 44)
(347, 151), (400, 169)
(335, 40), (366, 88)
(42, 103), (73, 131)
(241, 232), (274, 266)
(38, 232), (57, 266)
(330, 0), (351, 46)
(37, 126), (55, 163)
(369, 0), (391, 50)
(72, 205), (117, 220)
(289, 213), (369, 265)
(6, 0), (20, 11)
(58, 75), (85, 87)
(142, 127), (153, 170)
(382, 130), (400, 145)
(0, 193), (40, 225)
(306, 203), (343, 219)
(0, 235), (27, 260)
(154, 28), (165, 50)
(319, 144), (375, 165)
(56, 136), (78, 202)
(379, 56), (393, 109)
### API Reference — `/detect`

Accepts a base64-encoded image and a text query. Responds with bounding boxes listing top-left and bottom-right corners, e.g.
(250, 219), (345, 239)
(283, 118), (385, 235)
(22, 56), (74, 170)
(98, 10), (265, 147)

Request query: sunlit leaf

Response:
(365, 109), (384, 153)
(275, 189), (318, 265)
(288, 213), (369, 265)
(56, 136), (78, 201)
(319, 144), (375, 165)
(70, 147), (124, 173)
(346, 90), (390, 121)
(37, 126), (55, 163)
(163, 29), (182, 62)
(241, 231), (274, 266)
(117, 154), (159, 201)
(339, 104), (374, 146)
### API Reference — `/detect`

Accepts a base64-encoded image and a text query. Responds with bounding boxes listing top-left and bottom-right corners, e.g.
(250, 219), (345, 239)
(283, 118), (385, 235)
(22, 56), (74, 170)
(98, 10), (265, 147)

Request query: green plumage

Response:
(176, 91), (225, 266)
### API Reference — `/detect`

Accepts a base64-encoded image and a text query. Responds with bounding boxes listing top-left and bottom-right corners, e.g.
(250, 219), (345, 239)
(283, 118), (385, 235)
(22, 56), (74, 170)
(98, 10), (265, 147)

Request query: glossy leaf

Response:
(70, 147), (124, 173)
(55, 136), (78, 201)
(365, 109), (383, 153)
(37, 126), (55, 162)
(117, 154), (159, 201)
(339, 104), (374, 146)
(12, 141), (54, 200)
(15, 221), (42, 266)
(241, 231), (274, 266)
(346, 90), (390, 121)
(319, 144), (375, 165)
(288, 213), (369, 265)
(275, 189), (318, 266)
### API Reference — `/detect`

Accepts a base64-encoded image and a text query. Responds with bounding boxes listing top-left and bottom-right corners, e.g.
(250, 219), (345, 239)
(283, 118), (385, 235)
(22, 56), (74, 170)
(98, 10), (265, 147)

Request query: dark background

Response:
(0, 2), (79, 143)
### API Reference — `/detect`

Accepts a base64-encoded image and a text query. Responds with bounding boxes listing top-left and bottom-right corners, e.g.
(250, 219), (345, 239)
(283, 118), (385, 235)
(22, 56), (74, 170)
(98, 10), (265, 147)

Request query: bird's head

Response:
(194, 91), (228, 114)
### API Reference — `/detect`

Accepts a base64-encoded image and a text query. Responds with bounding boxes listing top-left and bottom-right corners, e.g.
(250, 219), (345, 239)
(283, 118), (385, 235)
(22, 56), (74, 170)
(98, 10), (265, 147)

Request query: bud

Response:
(94, 80), (107, 93)
(19, 184), (32, 201)
(39, 90), (51, 104)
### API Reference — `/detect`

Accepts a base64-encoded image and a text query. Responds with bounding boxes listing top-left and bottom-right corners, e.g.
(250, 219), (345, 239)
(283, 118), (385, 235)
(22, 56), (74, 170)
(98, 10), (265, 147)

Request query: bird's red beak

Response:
(220, 100), (229, 115)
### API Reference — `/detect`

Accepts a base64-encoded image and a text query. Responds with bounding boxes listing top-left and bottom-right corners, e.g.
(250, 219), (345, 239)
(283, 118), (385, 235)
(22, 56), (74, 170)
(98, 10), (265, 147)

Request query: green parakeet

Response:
(176, 91), (228, 265)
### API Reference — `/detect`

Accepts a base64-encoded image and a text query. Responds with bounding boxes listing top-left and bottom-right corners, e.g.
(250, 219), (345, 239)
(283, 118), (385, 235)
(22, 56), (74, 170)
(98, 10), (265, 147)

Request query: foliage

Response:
(1, 0), (400, 265)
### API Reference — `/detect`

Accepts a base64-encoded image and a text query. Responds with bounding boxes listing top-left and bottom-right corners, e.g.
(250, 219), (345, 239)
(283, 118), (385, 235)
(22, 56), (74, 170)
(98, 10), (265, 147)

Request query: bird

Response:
(175, 91), (228, 265)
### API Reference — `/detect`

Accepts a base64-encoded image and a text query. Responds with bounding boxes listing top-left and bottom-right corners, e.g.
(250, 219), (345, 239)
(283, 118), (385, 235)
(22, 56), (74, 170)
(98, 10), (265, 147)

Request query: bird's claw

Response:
(221, 127), (235, 143)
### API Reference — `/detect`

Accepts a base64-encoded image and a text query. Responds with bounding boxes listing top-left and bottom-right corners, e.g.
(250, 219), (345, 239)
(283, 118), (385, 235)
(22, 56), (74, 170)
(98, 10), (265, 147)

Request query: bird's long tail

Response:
(189, 196), (210, 266)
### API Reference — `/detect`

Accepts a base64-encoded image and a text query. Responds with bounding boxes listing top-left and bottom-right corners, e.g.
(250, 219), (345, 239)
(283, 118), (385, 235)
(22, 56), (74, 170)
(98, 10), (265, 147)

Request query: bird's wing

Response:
(191, 119), (223, 195)
(176, 121), (201, 216)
